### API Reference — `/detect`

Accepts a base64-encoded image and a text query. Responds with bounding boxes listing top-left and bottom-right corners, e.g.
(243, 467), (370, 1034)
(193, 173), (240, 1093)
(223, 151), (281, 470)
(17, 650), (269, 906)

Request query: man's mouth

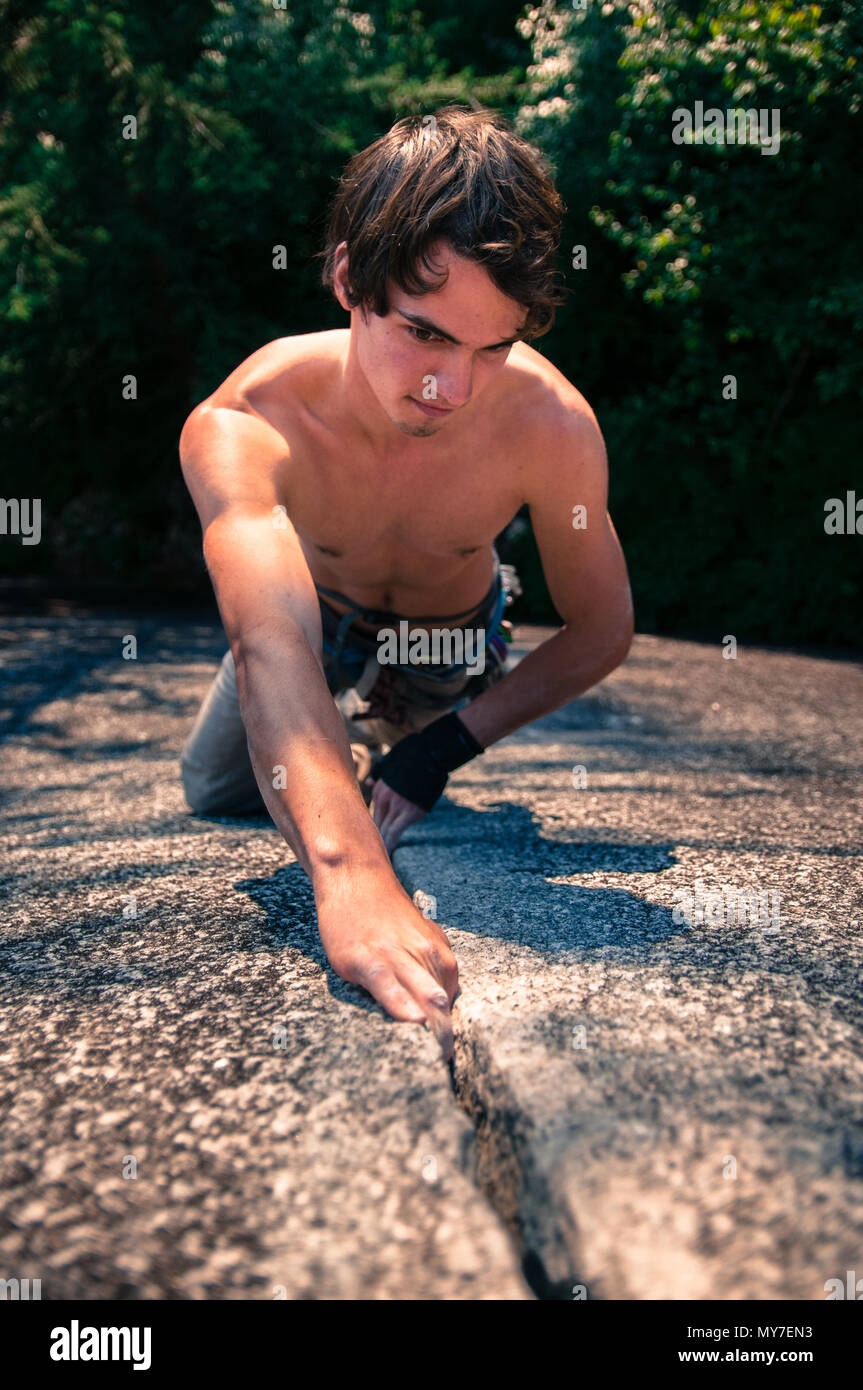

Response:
(410, 397), (454, 418)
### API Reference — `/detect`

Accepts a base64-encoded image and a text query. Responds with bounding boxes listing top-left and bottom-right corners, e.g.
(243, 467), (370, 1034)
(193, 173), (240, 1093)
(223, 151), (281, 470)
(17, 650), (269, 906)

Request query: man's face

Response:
(344, 240), (527, 438)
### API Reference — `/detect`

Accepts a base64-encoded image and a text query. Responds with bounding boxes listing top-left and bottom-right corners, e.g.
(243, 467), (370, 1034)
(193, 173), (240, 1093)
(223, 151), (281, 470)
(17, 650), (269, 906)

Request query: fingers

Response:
(369, 780), (394, 815)
(369, 779), (420, 821)
(380, 814), (410, 854)
(433, 941), (459, 1003)
(368, 782), (426, 852)
(390, 954), (455, 1061)
(358, 962), (427, 1025)
(379, 984), (429, 1027)
(356, 953), (456, 1061)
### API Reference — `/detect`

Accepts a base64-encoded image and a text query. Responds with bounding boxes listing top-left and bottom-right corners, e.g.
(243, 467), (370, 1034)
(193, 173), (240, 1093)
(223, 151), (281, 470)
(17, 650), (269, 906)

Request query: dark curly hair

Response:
(319, 105), (568, 340)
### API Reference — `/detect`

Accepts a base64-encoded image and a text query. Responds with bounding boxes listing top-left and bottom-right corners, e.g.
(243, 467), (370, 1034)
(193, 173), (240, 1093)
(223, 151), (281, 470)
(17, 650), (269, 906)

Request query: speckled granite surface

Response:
(1, 615), (861, 1299)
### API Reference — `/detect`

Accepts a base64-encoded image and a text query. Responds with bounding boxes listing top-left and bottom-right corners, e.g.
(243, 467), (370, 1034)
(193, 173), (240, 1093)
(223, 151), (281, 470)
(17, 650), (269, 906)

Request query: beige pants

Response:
(180, 649), (268, 816)
(179, 647), (502, 817)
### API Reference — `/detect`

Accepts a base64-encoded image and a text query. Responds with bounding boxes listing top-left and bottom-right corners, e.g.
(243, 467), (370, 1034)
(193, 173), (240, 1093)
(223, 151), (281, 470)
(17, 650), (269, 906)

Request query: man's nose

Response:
(437, 354), (474, 407)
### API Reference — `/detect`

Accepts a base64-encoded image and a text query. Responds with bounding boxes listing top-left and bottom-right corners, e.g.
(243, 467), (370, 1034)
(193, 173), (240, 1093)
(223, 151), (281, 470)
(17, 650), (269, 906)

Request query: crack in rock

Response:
(449, 1021), (590, 1301)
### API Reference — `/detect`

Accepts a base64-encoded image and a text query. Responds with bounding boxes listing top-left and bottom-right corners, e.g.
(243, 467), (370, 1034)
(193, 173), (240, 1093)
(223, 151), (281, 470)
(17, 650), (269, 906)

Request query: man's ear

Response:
(332, 241), (354, 312)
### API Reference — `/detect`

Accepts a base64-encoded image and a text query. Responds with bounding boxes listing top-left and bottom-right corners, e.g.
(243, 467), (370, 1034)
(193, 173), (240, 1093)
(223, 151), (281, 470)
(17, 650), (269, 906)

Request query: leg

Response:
(180, 641), (371, 816)
(180, 648), (267, 816)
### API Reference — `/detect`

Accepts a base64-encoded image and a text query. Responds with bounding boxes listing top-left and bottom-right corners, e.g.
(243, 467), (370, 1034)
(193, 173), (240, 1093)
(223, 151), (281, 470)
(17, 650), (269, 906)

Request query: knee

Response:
(179, 752), (218, 815)
(179, 751), (264, 817)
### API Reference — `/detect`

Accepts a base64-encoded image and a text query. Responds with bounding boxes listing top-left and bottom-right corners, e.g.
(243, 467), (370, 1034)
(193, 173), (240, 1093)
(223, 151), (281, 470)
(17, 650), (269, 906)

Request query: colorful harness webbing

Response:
(315, 554), (517, 684)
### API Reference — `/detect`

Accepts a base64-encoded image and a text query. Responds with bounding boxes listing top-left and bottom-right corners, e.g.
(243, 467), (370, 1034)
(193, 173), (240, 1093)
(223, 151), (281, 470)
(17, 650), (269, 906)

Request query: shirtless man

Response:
(178, 107), (633, 1060)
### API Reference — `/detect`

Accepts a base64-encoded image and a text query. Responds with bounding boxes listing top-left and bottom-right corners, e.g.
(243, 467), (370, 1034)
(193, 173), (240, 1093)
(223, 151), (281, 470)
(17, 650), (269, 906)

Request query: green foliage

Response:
(0, 0), (859, 648)
(0, 0), (523, 593)
(515, 0), (862, 645)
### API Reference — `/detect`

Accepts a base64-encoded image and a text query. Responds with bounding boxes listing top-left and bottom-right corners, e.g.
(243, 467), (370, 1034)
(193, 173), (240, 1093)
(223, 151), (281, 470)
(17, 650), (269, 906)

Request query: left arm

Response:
(458, 402), (634, 747)
(369, 402), (634, 849)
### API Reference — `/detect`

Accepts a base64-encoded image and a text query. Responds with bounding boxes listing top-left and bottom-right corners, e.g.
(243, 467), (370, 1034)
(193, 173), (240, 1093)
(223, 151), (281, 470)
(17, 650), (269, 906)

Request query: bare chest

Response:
(280, 426), (524, 608)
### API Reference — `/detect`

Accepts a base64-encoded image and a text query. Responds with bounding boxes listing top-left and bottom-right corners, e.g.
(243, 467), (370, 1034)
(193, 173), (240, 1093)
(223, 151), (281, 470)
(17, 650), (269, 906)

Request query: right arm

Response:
(180, 401), (388, 882)
(179, 401), (458, 1055)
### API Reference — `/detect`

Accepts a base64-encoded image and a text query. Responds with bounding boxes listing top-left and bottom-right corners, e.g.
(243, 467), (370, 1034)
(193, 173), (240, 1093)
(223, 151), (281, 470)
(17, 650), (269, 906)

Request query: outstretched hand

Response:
(315, 869), (458, 1060)
(364, 775), (427, 853)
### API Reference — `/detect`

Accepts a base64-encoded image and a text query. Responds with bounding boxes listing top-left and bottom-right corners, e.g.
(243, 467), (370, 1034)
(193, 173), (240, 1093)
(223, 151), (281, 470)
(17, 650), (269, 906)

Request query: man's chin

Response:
(395, 419), (441, 437)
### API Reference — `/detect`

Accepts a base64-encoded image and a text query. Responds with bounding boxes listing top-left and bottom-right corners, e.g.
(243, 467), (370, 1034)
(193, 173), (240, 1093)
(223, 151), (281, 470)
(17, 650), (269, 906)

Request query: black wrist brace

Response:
(370, 711), (485, 812)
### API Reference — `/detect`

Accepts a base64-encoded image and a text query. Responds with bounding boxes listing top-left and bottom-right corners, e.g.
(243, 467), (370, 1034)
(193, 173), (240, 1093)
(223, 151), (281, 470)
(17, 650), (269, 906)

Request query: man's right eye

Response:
(408, 326), (439, 344)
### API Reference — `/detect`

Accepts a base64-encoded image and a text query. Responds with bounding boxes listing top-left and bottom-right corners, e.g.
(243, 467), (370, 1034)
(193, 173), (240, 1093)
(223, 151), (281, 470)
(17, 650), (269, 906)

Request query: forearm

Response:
(235, 628), (393, 884)
(459, 624), (630, 748)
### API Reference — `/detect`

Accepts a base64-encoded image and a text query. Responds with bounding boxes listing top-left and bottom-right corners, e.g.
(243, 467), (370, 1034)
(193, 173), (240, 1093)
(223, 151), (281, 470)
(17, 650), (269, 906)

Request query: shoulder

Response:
(497, 342), (607, 491)
(202, 330), (347, 430)
(180, 333), (346, 512)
